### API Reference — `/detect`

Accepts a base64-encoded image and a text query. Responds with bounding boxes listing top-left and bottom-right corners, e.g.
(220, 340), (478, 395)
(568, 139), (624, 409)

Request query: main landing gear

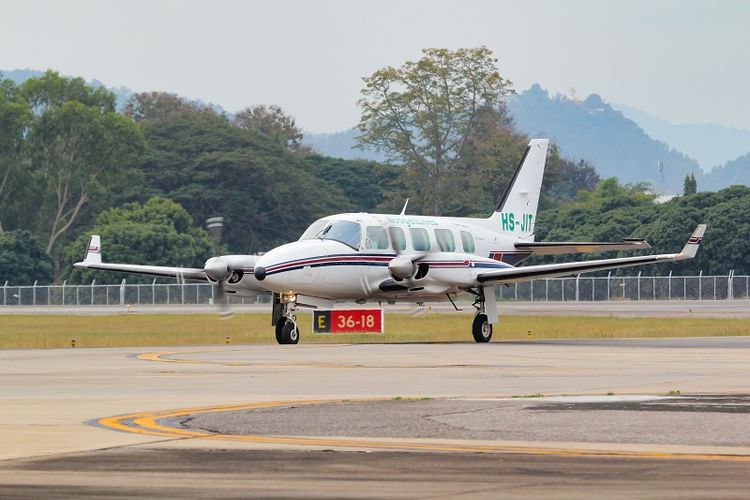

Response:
(272, 293), (299, 344)
(470, 288), (494, 343)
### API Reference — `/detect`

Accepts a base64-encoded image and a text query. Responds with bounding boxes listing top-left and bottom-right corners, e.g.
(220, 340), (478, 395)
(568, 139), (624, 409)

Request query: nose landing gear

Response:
(273, 293), (300, 344)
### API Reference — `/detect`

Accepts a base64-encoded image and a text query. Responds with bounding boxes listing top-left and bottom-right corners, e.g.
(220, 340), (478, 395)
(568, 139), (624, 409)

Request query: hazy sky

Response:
(3, 0), (749, 132)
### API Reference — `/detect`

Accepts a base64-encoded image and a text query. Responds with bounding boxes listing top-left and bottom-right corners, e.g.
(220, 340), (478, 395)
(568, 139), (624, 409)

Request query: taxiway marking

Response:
(97, 400), (750, 462)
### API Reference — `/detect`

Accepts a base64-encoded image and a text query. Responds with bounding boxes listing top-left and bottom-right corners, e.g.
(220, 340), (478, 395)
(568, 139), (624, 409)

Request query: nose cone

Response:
(254, 239), (333, 293)
(254, 266), (266, 281)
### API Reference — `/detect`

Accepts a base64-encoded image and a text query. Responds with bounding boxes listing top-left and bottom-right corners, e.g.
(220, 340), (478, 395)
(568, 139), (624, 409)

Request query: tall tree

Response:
(233, 105), (304, 151)
(22, 71), (145, 256)
(0, 79), (31, 232)
(356, 47), (514, 215)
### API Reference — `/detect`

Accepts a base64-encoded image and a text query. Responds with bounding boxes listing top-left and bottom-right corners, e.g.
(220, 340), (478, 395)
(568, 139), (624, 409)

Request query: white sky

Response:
(2, 0), (749, 132)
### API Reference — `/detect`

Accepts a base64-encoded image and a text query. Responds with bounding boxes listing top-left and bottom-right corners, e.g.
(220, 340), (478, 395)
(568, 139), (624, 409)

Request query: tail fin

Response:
(484, 139), (548, 238)
(82, 235), (102, 265)
(679, 224), (706, 259)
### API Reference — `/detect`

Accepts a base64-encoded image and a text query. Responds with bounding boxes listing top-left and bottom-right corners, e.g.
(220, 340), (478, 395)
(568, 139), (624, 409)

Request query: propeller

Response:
(205, 216), (233, 319)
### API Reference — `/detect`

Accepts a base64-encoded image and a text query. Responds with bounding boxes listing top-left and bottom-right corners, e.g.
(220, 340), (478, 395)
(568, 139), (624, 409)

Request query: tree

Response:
(123, 92), (218, 124)
(0, 79), (32, 233)
(22, 71), (145, 256)
(0, 230), (54, 285)
(136, 114), (353, 252)
(356, 47), (515, 215)
(61, 197), (212, 284)
(233, 105), (304, 151)
(682, 173), (698, 195)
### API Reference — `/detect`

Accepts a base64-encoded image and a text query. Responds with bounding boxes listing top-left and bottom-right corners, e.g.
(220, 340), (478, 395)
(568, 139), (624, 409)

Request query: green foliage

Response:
(0, 79), (32, 232)
(0, 230), (54, 285)
(233, 104), (304, 151)
(1, 71), (146, 266)
(136, 114), (353, 252)
(61, 197), (212, 284)
(683, 173), (697, 195)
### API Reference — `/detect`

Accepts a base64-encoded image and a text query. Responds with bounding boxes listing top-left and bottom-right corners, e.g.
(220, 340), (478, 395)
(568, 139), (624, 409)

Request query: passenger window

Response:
(389, 227), (407, 252)
(365, 226), (389, 250)
(409, 228), (430, 252)
(460, 231), (476, 253)
(434, 229), (456, 252)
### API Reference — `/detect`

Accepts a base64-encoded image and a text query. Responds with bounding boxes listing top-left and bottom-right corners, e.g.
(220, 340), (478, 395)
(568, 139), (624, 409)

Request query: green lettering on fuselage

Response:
(500, 212), (533, 233)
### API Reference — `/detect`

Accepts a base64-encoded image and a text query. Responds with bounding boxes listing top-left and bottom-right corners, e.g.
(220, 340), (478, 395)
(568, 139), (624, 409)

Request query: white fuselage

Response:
(243, 212), (531, 302)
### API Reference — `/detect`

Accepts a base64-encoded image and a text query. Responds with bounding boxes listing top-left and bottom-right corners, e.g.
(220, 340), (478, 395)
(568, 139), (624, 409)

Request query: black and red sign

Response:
(313, 309), (384, 334)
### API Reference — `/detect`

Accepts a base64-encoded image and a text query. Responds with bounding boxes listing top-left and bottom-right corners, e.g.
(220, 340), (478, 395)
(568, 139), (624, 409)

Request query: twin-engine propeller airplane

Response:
(75, 139), (706, 344)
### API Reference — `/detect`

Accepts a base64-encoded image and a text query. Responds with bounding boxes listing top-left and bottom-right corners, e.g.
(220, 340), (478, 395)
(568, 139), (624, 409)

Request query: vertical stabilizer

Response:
(83, 235), (102, 265)
(484, 139), (548, 238)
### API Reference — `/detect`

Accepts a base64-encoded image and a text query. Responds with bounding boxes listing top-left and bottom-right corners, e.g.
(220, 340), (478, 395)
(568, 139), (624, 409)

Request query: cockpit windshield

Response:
(316, 220), (362, 249)
(299, 219), (330, 240)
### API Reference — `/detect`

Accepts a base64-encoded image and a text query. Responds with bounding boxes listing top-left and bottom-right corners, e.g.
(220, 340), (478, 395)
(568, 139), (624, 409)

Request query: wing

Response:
(477, 225), (705, 285)
(514, 238), (650, 255)
(73, 235), (207, 281)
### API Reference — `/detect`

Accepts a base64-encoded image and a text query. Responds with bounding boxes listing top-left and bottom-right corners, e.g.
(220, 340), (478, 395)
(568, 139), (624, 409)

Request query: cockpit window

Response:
(317, 220), (362, 249)
(365, 226), (390, 250)
(299, 219), (330, 240)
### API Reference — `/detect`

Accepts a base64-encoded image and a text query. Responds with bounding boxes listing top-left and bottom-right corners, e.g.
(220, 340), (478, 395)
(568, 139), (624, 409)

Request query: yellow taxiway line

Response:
(97, 399), (750, 462)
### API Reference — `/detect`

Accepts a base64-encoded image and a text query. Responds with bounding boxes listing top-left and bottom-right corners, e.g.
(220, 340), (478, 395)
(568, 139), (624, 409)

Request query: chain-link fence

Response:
(1, 273), (748, 306)
(495, 272), (749, 301)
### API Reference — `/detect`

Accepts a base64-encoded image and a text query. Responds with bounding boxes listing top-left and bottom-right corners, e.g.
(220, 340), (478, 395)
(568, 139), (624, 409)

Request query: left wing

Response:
(73, 235), (207, 280)
(477, 225), (705, 285)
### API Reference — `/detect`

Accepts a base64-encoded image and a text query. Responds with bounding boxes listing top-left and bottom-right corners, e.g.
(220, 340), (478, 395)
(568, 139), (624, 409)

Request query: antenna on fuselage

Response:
(399, 198), (409, 216)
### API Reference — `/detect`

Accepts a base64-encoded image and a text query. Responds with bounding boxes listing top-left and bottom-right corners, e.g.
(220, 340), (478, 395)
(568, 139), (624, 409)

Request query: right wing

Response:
(73, 235), (207, 281)
(477, 225), (705, 285)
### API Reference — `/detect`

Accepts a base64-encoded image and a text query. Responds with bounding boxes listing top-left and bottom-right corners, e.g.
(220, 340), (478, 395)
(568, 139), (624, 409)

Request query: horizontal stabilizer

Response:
(514, 239), (651, 256)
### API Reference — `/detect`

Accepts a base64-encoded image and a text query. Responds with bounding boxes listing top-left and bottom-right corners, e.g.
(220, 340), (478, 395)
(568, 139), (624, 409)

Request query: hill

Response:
(612, 103), (750, 169)
(507, 85), (702, 194)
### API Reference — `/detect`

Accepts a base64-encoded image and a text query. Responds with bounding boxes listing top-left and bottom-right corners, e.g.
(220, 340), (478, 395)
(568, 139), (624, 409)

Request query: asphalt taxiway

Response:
(2, 337), (750, 497)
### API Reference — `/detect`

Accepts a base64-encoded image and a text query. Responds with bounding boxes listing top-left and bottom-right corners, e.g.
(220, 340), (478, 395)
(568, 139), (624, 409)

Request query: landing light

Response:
(282, 292), (297, 304)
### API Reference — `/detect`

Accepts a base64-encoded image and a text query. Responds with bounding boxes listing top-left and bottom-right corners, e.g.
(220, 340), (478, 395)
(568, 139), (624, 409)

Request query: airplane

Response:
(75, 139), (706, 345)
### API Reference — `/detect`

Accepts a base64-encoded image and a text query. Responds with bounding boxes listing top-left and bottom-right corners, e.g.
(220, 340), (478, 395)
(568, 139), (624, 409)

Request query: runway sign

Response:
(313, 309), (384, 334)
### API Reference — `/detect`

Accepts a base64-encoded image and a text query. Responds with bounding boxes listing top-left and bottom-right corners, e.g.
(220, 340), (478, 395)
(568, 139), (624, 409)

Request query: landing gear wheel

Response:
(275, 317), (286, 344)
(472, 314), (492, 343)
(279, 320), (300, 345)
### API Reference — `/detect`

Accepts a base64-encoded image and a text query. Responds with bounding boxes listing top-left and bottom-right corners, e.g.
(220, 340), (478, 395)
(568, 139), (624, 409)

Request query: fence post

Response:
(545, 279), (549, 301)
(62, 281), (66, 305)
(637, 271), (642, 301)
(120, 279), (126, 305)
(152, 279), (156, 305)
(728, 270), (734, 300)
(76, 285), (80, 305)
(713, 275), (717, 300)
(137, 284), (141, 305)
(668, 271), (672, 300)
(622, 276), (626, 299)
(514, 283), (518, 301)
(32, 280), (37, 306)
(698, 270), (702, 300)
(530, 280), (534, 302)
(607, 272), (611, 301)
(3, 281), (7, 306)
(562, 279), (565, 301)
(91, 280), (95, 305)
(575, 275), (580, 301)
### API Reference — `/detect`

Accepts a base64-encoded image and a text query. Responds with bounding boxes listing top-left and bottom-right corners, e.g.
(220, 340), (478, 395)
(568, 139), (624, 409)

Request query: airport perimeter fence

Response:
(1, 272), (749, 307)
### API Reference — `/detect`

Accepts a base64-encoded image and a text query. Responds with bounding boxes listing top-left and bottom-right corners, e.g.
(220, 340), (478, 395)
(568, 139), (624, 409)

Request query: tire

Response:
(472, 314), (492, 343)
(280, 320), (300, 345)
(275, 317), (286, 344)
